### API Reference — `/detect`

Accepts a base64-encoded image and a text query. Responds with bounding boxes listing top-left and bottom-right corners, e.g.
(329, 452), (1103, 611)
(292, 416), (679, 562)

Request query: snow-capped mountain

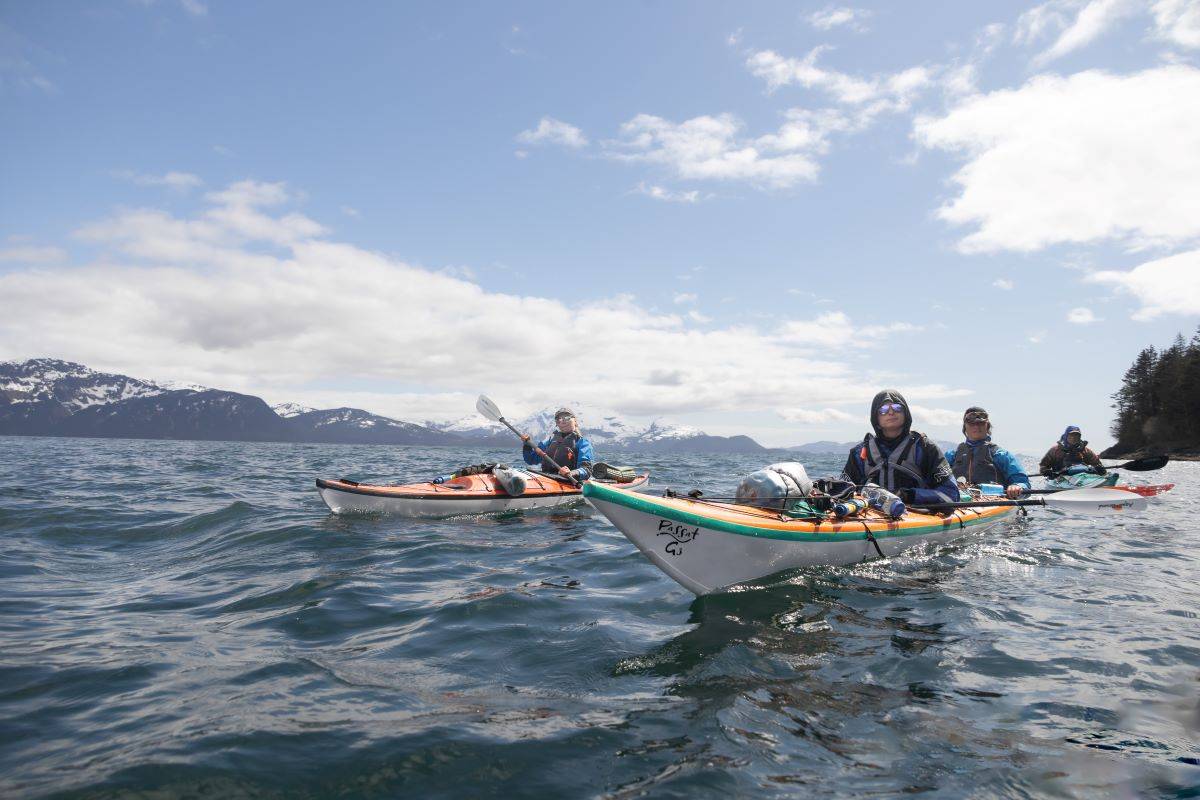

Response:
(272, 402), (316, 418)
(1, 358), (171, 410)
(1, 359), (767, 452)
(425, 403), (764, 452)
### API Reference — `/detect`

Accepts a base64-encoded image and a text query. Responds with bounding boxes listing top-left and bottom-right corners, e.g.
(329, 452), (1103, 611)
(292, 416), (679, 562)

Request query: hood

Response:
(869, 389), (912, 438)
(1059, 425), (1085, 450)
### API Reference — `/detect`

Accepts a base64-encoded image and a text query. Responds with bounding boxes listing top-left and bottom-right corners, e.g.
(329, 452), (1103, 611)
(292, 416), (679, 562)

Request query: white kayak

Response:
(583, 481), (1020, 595)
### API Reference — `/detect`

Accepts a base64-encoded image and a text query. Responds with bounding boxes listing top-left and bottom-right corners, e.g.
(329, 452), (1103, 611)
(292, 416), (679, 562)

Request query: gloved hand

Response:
(896, 488), (916, 504)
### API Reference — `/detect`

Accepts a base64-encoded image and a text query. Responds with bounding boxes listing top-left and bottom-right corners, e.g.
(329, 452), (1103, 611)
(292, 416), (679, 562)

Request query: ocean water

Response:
(1, 436), (1198, 799)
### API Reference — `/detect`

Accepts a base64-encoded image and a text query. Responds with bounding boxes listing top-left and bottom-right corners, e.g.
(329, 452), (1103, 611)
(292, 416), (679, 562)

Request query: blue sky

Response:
(2, 0), (1198, 451)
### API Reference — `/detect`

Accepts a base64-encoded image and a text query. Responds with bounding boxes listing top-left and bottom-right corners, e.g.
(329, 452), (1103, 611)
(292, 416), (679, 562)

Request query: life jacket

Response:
(541, 430), (581, 470)
(1050, 443), (1087, 468)
(861, 432), (928, 491)
(951, 440), (1001, 485)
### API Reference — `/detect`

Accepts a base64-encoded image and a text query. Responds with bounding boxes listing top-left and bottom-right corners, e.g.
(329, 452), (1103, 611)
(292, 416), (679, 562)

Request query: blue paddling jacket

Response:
(523, 430), (594, 481)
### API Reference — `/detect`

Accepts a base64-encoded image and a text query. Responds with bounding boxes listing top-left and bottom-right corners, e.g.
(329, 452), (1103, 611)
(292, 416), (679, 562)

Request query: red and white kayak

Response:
(317, 470), (650, 518)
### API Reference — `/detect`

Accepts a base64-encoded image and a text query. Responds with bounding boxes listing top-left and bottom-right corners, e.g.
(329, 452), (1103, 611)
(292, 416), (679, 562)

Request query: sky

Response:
(1, 0), (1198, 452)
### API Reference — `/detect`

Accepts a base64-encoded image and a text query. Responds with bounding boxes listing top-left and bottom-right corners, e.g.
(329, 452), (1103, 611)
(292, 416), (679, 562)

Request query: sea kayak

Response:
(583, 482), (1015, 596)
(317, 469), (650, 518)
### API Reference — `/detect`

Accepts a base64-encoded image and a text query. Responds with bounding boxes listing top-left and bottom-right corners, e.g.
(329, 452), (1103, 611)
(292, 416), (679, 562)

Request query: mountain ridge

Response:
(0, 359), (768, 453)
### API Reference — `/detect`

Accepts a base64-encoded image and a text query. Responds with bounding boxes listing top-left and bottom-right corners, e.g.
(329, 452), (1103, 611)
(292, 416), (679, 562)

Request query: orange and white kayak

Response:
(317, 469), (650, 518)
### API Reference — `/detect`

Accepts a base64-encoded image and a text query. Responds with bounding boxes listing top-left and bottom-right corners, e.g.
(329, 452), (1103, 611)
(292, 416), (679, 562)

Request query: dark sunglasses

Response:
(555, 414), (574, 422)
(965, 414), (989, 423)
(877, 403), (904, 415)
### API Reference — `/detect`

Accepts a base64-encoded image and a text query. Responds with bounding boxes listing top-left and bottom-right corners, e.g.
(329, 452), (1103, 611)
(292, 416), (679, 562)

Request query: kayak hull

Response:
(583, 482), (1015, 596)
(317, 471), (650, 518)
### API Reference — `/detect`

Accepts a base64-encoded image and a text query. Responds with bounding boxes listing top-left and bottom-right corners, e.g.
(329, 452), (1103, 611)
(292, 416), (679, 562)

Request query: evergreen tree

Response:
(1109, 329), (1200, 454)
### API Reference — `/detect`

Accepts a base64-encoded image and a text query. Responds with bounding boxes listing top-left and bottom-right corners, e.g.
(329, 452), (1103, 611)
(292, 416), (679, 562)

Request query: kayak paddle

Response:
(913, 486), (1150, 516)
(1024, 483), (1174, 497)
(476, 394), (580, 486)
(1036, 455), (1168, 477)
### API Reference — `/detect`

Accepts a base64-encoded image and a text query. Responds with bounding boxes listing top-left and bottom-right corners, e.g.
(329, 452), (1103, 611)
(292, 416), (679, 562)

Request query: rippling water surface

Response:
(2, 436), (1198, 798)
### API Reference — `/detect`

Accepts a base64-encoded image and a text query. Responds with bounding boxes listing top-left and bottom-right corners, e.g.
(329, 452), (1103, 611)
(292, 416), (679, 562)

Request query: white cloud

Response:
(778, 407), (855, 424)
(0, 23), (56, 94)
(634, 182), (702, 203)
(1088, 248), (1200, 319)
(914, 66), (1200, 253)
(992, 278), (1014, 290)
(1152, 0), (1200, 47)
(673, 292), (697, 304)
(1067, 306), (1099, 323)
(341, 205), (360, 217)
(0, 183), (966, 423)
(606, 110), (857, 189)
(687, 310), (712, 323)
(909, 404), (964, 427)
(808, 6), (871, 32)
(1028, 329), (1047, 343)
(517, 117), (588, 148)
(114, 170), (204, 192)
(1016, 0), (1138, 66)
(778, 311), (921, 348)
(745, 47), (933, 116)
(0, 245), (67, 264)
(180, 0), (207, 16)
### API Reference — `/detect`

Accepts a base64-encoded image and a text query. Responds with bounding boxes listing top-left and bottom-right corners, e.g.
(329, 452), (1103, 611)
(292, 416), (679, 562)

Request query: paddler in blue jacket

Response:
(943, 406), (1030, 499)
(841, 389), (959, 505)
(522, 407), (594, 482)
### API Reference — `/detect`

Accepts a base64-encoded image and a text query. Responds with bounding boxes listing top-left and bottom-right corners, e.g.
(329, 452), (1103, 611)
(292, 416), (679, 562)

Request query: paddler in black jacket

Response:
(1039, 425), (1105, 476)
(521, 407), (594, 482)
(841, 389), (958, 505)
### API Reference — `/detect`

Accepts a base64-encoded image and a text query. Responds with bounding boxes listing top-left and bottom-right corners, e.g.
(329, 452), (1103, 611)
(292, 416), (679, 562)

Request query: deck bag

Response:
(492, 464), (529, 496)
(735, 462), (813, 511)
(592, 462), (638, 483)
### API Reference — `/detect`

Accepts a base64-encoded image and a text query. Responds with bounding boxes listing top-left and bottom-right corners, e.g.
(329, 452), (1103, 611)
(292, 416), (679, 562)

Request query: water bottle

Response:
(861, 483), (906, 518)
(432, 474), (455, 485)
(832, 497), (868, 518)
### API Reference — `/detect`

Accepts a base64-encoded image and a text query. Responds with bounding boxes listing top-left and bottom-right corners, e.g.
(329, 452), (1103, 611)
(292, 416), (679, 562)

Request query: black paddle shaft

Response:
(497, 417), (579, 486)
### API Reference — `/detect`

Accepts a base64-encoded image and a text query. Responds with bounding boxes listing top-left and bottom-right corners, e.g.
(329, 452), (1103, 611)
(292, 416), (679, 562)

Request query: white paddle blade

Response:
(475, 394), (504, 422)
(1043, 487), (1149, 515)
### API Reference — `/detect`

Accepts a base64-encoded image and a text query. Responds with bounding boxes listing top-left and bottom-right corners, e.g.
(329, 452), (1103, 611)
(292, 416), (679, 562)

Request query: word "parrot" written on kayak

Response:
(657, 519), (700, 556)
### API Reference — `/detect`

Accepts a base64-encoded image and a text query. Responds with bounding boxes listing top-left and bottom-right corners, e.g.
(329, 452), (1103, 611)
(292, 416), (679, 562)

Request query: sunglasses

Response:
(877, 403), (905, 415)
(555, 415), (574, 422)
(965, 415), (989, 423)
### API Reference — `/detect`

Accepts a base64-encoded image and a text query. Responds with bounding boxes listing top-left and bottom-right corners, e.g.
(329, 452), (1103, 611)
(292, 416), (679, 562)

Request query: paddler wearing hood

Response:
(943, 406), (1030, 499)
(1038, 425), (1105, 475)
(840, 390), (959, 505)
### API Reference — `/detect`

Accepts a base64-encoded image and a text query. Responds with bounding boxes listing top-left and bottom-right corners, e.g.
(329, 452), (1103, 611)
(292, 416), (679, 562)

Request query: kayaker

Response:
(522, 407), (594, 482)
(1039, 425), (1105, 475)
(943, 407), (1030, 499)
(841, 389), (958, 505)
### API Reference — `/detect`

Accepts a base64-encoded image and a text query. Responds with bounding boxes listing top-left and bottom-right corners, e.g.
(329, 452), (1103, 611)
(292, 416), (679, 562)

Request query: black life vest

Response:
(862, 432), (928, 492)
(541, 431), (580, 470)
(951, 441), (1000, 485)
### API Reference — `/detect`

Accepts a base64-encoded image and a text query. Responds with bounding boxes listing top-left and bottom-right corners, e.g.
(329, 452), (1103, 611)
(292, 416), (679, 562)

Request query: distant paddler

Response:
(1039, 425), (1106, 476)
(522, 407), (594, 483)
(943, 406), (1030, 499)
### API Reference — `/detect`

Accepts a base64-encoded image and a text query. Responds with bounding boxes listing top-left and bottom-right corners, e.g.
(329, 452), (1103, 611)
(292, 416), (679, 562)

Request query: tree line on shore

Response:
(1107, 327), (1200, 456)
